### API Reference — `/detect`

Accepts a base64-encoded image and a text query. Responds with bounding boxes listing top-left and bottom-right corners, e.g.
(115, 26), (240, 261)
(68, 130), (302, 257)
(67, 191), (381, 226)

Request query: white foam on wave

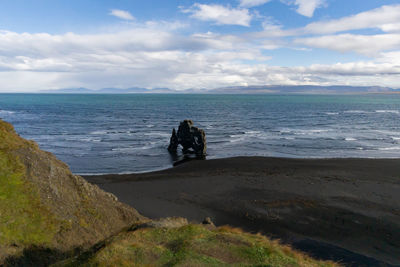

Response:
(141, 141), (163, 150)
(90, 130), (108, 135)
(378, 146), (400, 151)
(326, 112), (339, 115)
(374, 129), (400, 136)
(90, 129), (137, 135)
(283, 137), (295, 140)
(144, 132), (170, 138)
(229, 130), (272, 143)
(375, 110), (399, 114)
(111, 147), (133, 152)
(306, 129), (329, 133)
(290, 129), (330, 135)
(344, 110), (370, 114)
(229, 136), (246, 143)
(345, 137), (357, 141)
(245, 130), (262, 135)
(0, 110), (15, 115)
(112, 140), (165, 152)
(66, 136), (101, 142)
(279, 128), (329, 135)
(77, 166), (171, 176)
(391, 137), (400, 140)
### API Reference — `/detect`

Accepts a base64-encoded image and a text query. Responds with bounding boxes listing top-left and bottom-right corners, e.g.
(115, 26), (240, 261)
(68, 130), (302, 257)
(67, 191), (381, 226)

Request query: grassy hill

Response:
(0, 120), (144, 265)
(57, 218), (339, 267)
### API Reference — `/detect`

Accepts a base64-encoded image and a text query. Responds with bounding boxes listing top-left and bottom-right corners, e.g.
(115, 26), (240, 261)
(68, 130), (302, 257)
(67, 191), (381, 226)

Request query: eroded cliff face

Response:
(0, 120), (144, 264)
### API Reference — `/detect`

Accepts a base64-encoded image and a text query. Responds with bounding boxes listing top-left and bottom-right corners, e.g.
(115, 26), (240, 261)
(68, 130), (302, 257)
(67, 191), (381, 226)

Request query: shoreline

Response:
(85, 156), (400, 266)
(78, 155), (400, 176)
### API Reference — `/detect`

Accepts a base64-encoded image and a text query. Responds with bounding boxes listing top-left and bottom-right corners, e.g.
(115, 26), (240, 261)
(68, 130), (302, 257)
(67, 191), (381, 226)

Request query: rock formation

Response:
(168, 120), (206, 156)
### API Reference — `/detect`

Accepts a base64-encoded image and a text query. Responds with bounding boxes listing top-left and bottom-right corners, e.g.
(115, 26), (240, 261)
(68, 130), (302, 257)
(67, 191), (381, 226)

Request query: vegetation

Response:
(0, 119), (143, 265)
(0, 121), (58, 247)
(0, 120), (340, 266)
(61, 224), (340, 267)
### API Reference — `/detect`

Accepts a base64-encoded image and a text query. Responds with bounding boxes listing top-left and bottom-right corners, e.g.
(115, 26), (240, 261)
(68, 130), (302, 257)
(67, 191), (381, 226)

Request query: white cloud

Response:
(2, 4), (400, 92)
(239, 0), (271, 8)
(304, 4), (400, 34)
(183, 4), (252, 26)
(109, 9), (135, 20)
(379, 23), (400, 33)
(293, 0), (325, 17)
(303, 62), (400, 76)
(295, 33), (400, 55)
(0, 26), (266, 91)
(280, 0), (325, 17)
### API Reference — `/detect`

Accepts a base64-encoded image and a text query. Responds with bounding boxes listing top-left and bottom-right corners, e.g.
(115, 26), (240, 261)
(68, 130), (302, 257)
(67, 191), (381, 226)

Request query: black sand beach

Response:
(85, 157), (400, 266)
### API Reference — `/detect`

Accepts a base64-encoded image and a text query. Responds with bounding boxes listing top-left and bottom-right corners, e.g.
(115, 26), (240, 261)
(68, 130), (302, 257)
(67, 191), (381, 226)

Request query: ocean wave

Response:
(280, 129), (329, 135)
(0, 110), (15, 115)
(244, 130), (262, 135)
(345, 137), (357, 141)
(111, 140), (165, 152)
(325, 112), (339, 115)
(229, 136), (246, 143)
(228, 128), (335, 144)
(229, 130), (269, 143)
(375, 110), (399, 114)
(378, 146), (400, 151)
(66, 136), (101, 142)
(282, 137), (295, 140)
(373, 130), (400, 136)
(141, 141), (164, 150)
(144, 132), (171, 138)
(90, 129), (137, 135)
(90, 130), (107, 135)
(77, 166), (171, 176)
(111, 147), (134, 152)
(344, 110), (371, 114)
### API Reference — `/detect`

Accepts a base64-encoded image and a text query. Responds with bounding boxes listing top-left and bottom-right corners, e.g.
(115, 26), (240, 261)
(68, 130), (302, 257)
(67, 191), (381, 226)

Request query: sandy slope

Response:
(86, 157), (400, 267)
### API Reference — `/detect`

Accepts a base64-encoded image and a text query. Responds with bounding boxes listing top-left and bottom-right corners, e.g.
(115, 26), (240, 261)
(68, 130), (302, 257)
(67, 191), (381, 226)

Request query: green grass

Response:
(0, 121), (58, 246)
(63, 224), (340, 267)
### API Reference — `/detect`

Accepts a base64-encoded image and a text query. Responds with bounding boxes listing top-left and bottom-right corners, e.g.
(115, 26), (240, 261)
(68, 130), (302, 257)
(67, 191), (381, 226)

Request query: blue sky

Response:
(0, 0), (400, 91)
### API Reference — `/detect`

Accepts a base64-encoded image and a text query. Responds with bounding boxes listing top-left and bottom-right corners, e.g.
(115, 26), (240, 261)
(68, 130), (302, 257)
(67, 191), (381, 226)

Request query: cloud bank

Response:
(0, 3), (400, 92)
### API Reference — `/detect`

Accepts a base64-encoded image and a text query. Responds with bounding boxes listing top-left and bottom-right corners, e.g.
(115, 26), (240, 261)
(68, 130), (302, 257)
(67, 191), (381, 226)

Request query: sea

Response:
(1, 93), (400, 174)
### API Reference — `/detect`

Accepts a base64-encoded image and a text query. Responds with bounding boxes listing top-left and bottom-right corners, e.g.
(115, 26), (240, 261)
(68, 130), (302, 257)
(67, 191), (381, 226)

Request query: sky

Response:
(0, 0), (400, 92)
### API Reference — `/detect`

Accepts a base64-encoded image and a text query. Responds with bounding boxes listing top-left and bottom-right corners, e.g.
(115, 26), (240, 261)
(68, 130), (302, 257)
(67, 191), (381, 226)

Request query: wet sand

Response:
(85, 157), (400, 267)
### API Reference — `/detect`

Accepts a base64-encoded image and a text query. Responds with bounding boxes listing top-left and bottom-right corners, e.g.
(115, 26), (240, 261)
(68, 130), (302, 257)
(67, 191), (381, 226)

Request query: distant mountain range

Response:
(40, 85), (399, 94)
(205, 85), (396, 94)
(40, 87), (176, 94)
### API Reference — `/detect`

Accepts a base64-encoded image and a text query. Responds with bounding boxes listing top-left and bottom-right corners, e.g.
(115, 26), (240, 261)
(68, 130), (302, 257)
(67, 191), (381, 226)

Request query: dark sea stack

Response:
(167, 128), (179, 152)
(168, 120), (207, 156)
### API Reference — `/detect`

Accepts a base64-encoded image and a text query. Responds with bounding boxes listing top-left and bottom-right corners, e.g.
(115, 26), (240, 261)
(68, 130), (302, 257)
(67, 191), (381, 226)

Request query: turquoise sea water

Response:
(1, 94), (400, 174)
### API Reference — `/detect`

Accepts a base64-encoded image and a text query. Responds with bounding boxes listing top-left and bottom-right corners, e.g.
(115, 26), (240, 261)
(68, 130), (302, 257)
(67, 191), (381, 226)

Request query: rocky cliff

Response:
(0, 120), (144, 265)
